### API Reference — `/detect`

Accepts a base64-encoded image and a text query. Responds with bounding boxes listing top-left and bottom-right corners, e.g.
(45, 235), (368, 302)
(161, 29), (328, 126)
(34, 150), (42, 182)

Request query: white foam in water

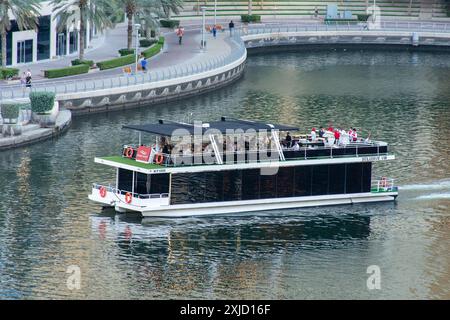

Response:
(400, 180), (450, 191)
(415, 193), (450, 200)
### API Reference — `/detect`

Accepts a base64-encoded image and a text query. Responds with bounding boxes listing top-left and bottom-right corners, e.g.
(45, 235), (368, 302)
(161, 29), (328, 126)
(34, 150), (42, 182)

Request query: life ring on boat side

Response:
(125, 147), (134, 159)
(99, 186), (107, 198)
(125, 192), (132, 204)
(154, 153), (164, 165)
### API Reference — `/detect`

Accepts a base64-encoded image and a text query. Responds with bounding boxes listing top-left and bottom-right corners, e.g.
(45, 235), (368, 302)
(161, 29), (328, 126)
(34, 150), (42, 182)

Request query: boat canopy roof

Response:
(123, 117), (299, 136)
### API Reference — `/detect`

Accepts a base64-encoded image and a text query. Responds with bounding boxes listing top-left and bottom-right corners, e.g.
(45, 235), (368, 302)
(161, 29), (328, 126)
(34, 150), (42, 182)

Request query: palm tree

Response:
(0, 0), (41, 67)
(51, 0), (116, 61)
(124, 0), (183, 50)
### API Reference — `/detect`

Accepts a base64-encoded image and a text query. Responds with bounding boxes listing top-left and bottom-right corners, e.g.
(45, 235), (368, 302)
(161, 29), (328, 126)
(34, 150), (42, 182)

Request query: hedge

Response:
(160, 19), (180, 28)
(29, 92), (56, 114)
(357, 14), (371, 21)
(1, 103), (20, 120)
(0, 67), (19, 80)
(142, 37), (165, 59)
(71, 59), (94, 67)
(44, 64), (90, 78)
(118, 48), (135, 56)
(96, 54), (135, 70)
(140, 38), (157, 47)
(241, 14), (261, 23)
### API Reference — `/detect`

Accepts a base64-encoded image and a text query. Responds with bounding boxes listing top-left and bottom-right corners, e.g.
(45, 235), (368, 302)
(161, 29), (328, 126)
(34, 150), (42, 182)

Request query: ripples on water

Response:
(0, 50), (449, 299)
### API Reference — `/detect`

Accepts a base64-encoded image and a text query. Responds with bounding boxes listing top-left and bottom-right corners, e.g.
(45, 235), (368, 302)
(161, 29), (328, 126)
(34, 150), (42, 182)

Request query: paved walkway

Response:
(0, 26), (233, 89)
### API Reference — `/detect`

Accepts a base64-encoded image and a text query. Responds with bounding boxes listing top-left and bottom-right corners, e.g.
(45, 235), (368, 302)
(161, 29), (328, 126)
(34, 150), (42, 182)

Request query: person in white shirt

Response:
(310, 128), (317, 142)
(292, 141), (300, 151)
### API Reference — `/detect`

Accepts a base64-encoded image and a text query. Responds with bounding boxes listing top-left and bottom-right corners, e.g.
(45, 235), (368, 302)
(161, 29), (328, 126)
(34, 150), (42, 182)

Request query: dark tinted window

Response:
(242, 169), (259, 200)
(204, 172), (224, 202)
(277, 167), (294, 198)
(260, 173), (277, 199)
(294, 166), (312, 196)
(150, 173), (170, 194)
(223, 170), (242, 201)
(362, 163), (372, 192)
(118, 169), (133, 192)
(312, 165), (329, 195)
(135, 172), (149, 195)
(346, 163), (363, 193)
(329, 164), (346, 194)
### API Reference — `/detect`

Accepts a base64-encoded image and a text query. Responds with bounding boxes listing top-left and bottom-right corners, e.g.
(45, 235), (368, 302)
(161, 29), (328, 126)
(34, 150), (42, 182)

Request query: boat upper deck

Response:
(95, 118), (393, 173)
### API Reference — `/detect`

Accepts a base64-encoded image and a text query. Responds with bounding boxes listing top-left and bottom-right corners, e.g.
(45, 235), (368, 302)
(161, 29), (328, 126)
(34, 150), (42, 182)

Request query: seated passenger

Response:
(319, 127), (325, 138)
(292, 141), (300, 151)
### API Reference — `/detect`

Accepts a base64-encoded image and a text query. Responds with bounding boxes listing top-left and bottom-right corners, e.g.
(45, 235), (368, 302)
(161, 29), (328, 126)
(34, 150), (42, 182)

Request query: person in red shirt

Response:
(334, 129), (340, 145)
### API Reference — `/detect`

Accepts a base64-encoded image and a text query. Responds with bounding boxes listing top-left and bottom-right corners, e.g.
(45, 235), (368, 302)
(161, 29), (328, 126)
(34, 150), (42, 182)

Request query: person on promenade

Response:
(25, 69), (32, 88)
(229, 20), (235, 37)
(176, 26), (184, 45)
(212, 25), (217, 38)
(314, 6), (319, 18)
(20, 72), (26, 93)
(139, 54), (148, 72)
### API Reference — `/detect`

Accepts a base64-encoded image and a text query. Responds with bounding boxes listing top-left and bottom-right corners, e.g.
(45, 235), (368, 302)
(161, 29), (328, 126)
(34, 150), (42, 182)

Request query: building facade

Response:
(0, 1), (96, 66)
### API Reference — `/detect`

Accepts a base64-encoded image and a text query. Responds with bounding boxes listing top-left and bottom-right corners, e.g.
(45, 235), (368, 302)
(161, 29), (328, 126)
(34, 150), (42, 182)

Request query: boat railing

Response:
(92, 183), (169, 199)
(371, 178), (396, 192)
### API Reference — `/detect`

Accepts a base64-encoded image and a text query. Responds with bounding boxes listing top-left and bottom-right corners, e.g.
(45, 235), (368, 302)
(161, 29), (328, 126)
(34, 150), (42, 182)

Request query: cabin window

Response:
(204, 172), (224, 202)
(277, 167), (295, 198)
(362, 163), (372, 192)
(223, 170), (242, 201)
(329, 164), (346, 194)
(118, 169), (133, 192)
(135, 172), (149, 195)
(260, 174), (277, 199)
(242, 169), (260, 200)
(149, 174), (170, 194)
(294, 166), (312, 196)
(346, 163), (363, 193)
(312, 165), (329, 195)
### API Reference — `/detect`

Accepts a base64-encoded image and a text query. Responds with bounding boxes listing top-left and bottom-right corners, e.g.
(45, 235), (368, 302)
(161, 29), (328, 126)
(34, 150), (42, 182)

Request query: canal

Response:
(0, 49), (449, 299)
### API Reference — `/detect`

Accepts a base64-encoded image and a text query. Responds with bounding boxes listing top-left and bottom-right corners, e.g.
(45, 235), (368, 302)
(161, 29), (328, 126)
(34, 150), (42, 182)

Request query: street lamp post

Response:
(201, 6), (207, 50)
(134, 23), (141, 74)
(214, 0), (217, 26)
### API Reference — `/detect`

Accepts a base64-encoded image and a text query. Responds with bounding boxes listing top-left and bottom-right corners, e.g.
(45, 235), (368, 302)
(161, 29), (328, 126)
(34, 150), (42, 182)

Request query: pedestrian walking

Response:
(229, 20), (235, 37)
(20, 72), (26, 93)
(314, 6), (319, 18)
(212, 25), (217, 38)
(176, 26), (184, 45)
(25, 69), (32, 88)
(139, 54), (148, 72)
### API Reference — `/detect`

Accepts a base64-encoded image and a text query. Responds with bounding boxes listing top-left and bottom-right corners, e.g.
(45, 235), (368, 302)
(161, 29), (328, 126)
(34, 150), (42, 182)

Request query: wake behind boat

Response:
(88, 117), (398, 217)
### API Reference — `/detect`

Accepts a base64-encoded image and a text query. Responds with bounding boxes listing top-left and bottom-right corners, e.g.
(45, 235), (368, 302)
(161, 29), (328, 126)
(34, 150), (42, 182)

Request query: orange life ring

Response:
(125, 192), (132, 204)
(125, 147), (134, 158)
(99, 186), (107, 198)
(154, 153), (164, 165)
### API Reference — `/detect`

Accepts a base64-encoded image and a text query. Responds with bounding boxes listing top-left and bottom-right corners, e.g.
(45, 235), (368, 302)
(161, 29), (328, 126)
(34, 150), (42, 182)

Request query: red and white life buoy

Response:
(125, 147), (134, 159)
(125, 192), (132, 204)
(154, 153), (164, 165)
(99, 186), (107, 198)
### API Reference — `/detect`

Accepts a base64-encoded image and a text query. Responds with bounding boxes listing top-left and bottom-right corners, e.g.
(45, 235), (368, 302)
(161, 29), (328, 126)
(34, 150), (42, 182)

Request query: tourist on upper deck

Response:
(292, 141), (300, 151)
(319, 127), (325, 138)
(352, 128), (358, 141)
(334, 129), (340, 145)
(285, 132), (292, 147)
(364, 132), (371, 143)
(327, 124), (334, 132)
(311, 128), (317, 141)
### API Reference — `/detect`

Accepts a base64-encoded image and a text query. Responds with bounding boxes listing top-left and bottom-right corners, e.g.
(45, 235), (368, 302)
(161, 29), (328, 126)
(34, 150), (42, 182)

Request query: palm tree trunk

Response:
(127, 12), (133, 50)
(248, 0), (253, 15)
(1, 32), (7, 67)
(79, 7), (85, 60)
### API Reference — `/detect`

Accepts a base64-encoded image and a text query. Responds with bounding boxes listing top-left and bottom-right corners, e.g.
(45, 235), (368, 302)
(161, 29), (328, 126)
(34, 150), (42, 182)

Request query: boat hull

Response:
(88, 191), (397, 217)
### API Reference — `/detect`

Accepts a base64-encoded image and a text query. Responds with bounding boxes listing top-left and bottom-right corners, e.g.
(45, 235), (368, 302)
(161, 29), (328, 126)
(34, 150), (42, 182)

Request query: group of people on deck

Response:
(283, 124), (365, 150)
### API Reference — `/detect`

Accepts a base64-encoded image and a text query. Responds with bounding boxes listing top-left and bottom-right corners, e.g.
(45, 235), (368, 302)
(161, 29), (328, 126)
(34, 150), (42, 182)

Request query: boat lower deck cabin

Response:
(89, 118), (398, 217)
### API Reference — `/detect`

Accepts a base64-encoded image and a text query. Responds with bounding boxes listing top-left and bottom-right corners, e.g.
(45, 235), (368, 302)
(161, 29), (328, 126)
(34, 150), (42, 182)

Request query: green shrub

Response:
(96, 54), (135, 70)
(44, 64), (90, 78)
(357, 14), (371, 21)
(118, 48), (135, 56)
(158, 36), (165, 45)
(29, 92), (56, 114)
(0, 67), (19, 79)
(160, 19), (180, 28)
(71, 59), (94, 67)
(140, 38), (157, 47)
(1, 103), (20, 120)
(241, 14), (261, 23)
